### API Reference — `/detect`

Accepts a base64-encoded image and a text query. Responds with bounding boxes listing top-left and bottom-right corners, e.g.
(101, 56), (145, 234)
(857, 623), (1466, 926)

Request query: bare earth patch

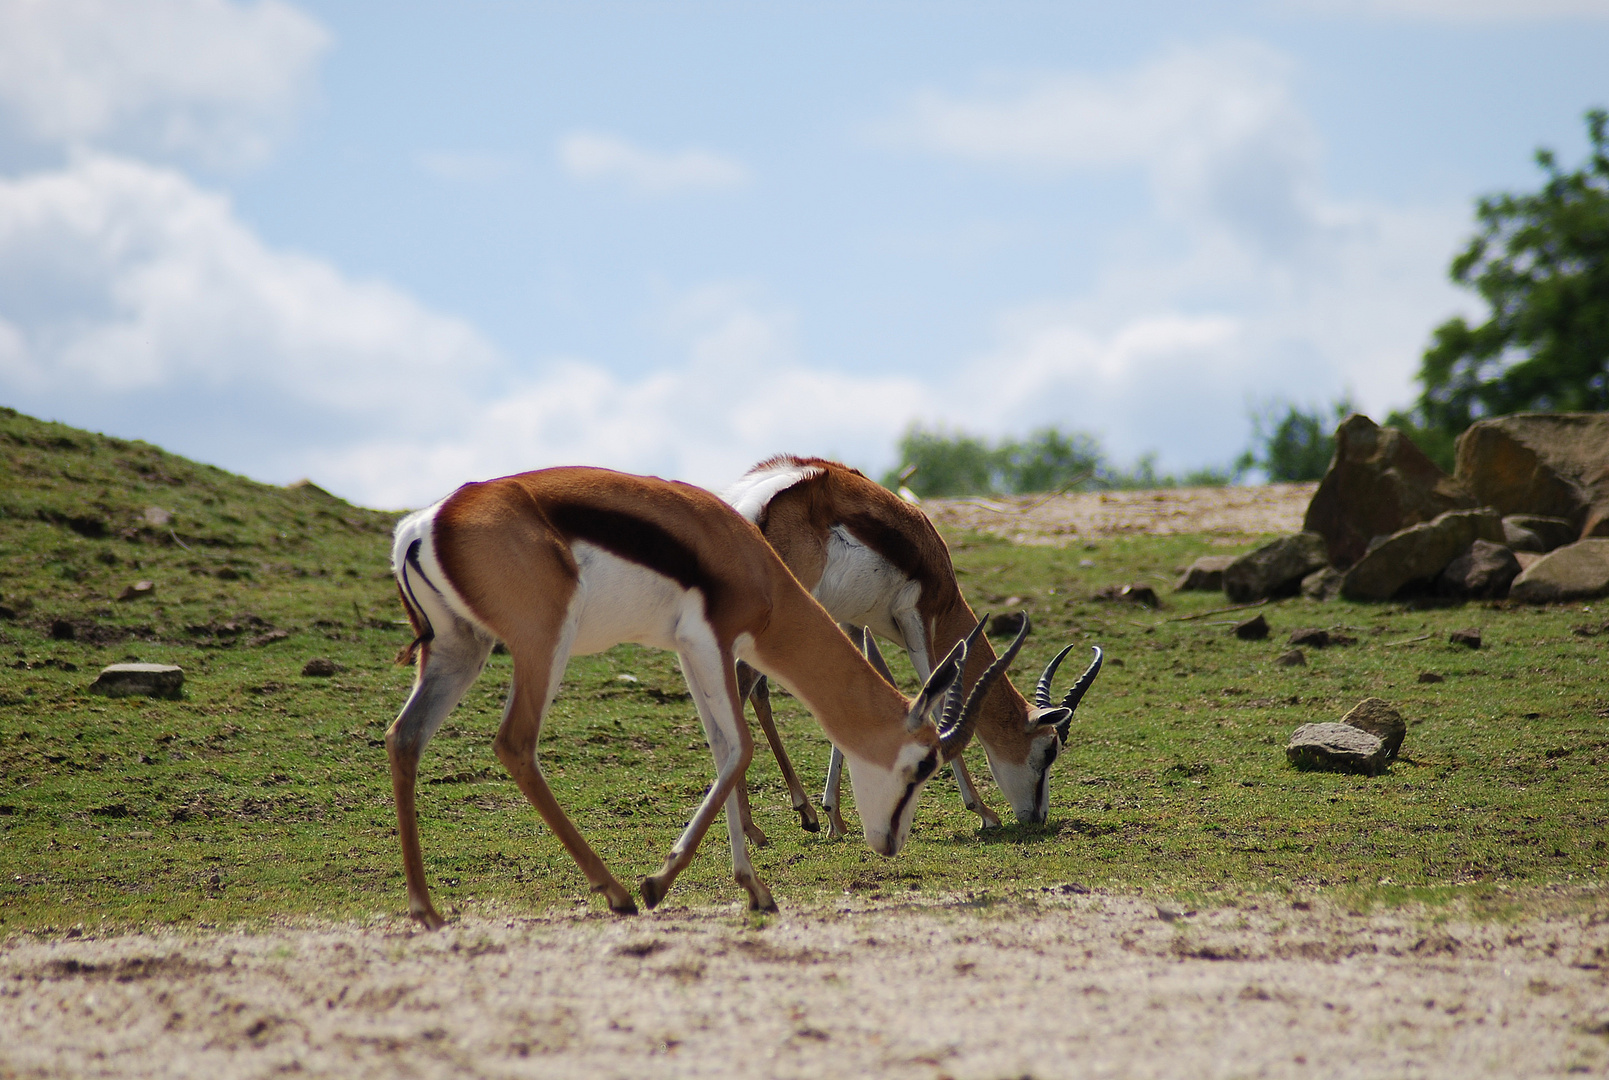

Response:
(4, 892), (1607, 1079)
(923, 482), (1319, 544)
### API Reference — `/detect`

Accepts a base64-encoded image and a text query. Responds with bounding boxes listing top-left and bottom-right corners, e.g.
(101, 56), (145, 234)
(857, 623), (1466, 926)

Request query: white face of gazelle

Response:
(984, 726), (1063, 824)
(844, 741), (942, 856)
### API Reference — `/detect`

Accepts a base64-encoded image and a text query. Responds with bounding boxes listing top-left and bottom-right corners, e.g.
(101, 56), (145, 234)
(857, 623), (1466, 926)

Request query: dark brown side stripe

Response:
(547, 502), (725, 614)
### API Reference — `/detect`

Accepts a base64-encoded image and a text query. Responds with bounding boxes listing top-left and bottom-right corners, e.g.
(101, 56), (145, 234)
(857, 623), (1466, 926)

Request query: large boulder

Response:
(1223, 533), (1329, 602)
(1340, 508), (1504, 601)
(1304, 414), (1476, 569)
(1455, 414), (1609, 538)
(1438, 538), (1522, 600)
(1507, 538), (1609, 604)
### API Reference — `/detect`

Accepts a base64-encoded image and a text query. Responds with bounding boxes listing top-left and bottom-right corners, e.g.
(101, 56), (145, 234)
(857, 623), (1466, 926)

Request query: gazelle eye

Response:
(914, 753), (936, 782)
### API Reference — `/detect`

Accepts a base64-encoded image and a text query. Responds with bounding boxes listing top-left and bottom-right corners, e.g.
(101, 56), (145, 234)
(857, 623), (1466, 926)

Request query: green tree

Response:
(883, 425), (1004, 497)
(998, 427), (1102, 493)
(1406, 108), (1609, 447)
(1237, 398), (1354, 482)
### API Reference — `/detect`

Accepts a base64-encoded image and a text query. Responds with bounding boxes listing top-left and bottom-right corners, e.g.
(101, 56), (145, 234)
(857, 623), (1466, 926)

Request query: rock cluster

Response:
(1204, 412), (1609, 605)
(1286, 697), (1407, 776)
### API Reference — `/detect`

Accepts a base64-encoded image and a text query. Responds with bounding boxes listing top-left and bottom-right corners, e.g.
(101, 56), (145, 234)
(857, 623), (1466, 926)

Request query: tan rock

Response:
(1340, 508), (1503, 601)
(1507, 538), (1609, 603)
(1339, 697), (1406, 759)
(1455, 413), (1609, 538)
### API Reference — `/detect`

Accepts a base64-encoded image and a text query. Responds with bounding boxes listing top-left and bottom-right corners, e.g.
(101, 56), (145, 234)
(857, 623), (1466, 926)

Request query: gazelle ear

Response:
(1030, 707), (1071, 735)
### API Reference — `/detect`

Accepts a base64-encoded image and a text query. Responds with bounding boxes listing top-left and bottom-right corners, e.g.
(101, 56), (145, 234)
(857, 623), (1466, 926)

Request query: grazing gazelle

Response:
(723, 455), (1102, 837)
(386, 466), (1021, 929)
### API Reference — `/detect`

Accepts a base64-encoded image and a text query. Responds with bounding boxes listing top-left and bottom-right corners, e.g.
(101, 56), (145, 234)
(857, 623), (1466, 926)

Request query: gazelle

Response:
(386, 466), (1021, 928)
(722, 455), (1102, 837)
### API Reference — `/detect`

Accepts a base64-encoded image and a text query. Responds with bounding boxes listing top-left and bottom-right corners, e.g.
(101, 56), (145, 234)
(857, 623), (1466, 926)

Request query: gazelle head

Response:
(847, 616), (1029, 856)
(982, 640), (1104, 824)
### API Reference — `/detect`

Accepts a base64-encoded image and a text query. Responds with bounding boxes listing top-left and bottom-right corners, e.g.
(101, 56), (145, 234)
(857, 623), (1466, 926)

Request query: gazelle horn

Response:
(1034, 643), (1079, 707)
(1052, 645), (1103, 743)
(860, 627), (898, 688)
(939, 613), (1031, 761)
(905, 620), (977, 733)
(935, 616), (989, 736)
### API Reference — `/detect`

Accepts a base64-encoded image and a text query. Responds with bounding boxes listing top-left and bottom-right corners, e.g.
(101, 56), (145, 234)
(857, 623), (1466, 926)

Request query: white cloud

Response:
(557, 131), (750, 195)
(415, 150), (520, 185)
(0, 0), (329, 168)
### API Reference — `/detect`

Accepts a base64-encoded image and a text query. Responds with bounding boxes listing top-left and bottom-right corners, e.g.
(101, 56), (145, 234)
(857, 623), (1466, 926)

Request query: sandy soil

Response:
(4, 891), (1607, 1080)
(922, 482), (1319, 545)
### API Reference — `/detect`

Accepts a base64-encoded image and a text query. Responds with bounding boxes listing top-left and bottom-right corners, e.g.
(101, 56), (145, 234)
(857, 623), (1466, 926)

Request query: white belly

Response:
(567, 541), (696, 656)
(813, 526), (921, 647)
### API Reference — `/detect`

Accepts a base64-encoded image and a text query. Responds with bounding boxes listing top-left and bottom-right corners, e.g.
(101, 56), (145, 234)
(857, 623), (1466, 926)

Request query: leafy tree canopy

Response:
(1237, 398), (1354, 482)
(1408, 108), (1609, 445)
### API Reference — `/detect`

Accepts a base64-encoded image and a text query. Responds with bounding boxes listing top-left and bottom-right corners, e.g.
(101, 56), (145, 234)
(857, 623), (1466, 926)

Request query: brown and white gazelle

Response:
(386, 466), (1018, 928)
(722, 456), (1102, 835)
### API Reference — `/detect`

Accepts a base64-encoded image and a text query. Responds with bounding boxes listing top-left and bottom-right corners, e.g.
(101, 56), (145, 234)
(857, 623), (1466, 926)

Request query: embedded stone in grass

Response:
(1340, 697), (1406, 759)
(1288, 628), (1330, 648)
(1417, 671), (1445, 683)
(1275, 649), (1306, 667)
(1449, 627), (1482, 649)
(301, 658), (340, 677)
(88, 663), (184, 699)
(1175, 556), (1235, 592)
(117, 580), (155, 601)
(1286, 722), (1389, 776)
(50, 619), (75, 640)
(1233, 613), (1269, 640)
(1092, 584), (1159, 608)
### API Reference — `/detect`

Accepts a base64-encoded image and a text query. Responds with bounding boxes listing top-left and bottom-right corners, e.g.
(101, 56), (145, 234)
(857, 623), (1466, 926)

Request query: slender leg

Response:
(494, 642), (638, 916)
(821, 744), (849, 840)
(950, 755), (1002, 829)
(386, 624), (492, 929)
(642, 633), (770, 911)
(744, 670), (819, 834)
(731, 662), (769, 848)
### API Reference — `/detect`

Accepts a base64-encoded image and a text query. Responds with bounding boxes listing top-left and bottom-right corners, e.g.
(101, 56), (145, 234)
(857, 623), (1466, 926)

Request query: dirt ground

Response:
(3, 891), (1607, 1080)
(6, 484), (1607, 1079)
(922, 482), (1318, 544)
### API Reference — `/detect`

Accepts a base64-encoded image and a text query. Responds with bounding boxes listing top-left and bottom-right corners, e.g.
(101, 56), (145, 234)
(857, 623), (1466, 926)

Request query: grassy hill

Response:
(1, 407), (1604, 933)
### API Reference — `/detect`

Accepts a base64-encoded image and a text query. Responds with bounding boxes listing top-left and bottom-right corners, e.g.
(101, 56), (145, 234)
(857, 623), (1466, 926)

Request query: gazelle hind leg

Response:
(821, 744), (849, 840)
(950, 756), (1002, 829)
(386, 621), (492, 929)
(492, 606), (637, 914)
(641, 633), (760, 910)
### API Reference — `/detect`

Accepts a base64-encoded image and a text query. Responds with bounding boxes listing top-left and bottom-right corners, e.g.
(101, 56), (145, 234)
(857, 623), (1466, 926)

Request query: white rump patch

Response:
(719, 460), (824, 523)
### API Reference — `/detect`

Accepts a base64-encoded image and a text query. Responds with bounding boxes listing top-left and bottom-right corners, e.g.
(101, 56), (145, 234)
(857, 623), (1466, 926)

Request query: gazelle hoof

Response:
(410, 905), (447, 931)
(639, 875), (668, 911)
(824, 808), (849, 841)
(743, 823), (770, 848)
(796, 804), (820, 833)
(594, 879), (638, 915)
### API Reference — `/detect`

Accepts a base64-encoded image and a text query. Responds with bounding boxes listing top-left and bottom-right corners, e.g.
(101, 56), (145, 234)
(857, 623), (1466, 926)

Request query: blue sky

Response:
(1, 0), (1607, 508)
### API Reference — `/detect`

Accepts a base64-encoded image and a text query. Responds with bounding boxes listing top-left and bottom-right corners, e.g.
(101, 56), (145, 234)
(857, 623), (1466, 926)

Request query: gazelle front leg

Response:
(736, 662), (820, 836)
(821, 744), (850, 840)
(642, 636), (773, 912)
(950, 755), (1002, 829)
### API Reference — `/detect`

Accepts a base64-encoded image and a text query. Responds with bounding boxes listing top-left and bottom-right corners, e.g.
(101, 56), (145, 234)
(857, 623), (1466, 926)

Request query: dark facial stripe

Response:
(546, 502), (724, 614)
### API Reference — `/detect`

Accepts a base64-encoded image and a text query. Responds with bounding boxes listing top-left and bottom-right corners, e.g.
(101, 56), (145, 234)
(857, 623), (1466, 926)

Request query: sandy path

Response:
(4, 892), (1606, 1080)
(923, 482), (1319, 544)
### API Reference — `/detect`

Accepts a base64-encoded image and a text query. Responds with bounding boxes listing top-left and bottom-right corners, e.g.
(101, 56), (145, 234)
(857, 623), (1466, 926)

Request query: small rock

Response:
(301, 658), (340, 677)
(1223, 533), (1329, 603)
(1286, 722), (1389, 775)
(1078, 558), (1096, 568)
(1275, 649), (1306, 667)
(1502, 515), (1576, 553)
(88, 663), (184, 699)
(1438, 539), (1521, 600)
(1339, 697), (1407, 758)
(50, 619), (76, 640)
(117, 581), (156, 601)
(141, 507), (173, 527)
(1417, 671), (1445, 684)
(616, 673), (639, 683)
(1288, 628), (1330, 648)
(988, 612), (1027, 636)
(1233, 614), (1270, 640)
(1501, 519), (1545, 553)
(1508, 539), (1609, 604)
(1092, 584), (1159, 608)
(1155, 904), (1192, 922)
(1301, 566), (1344, 601)
(1449, 628), (1481, 649)
(1175, 555), (1236, 592)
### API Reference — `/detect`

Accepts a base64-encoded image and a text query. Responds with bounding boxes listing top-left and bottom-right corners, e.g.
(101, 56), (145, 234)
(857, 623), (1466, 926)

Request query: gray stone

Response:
(1417, 671), (1444, 684)
(1301, 566), (1344, 601)
(1175, 555), (1236, 592)
(1275, 649), (1306, 667)
(1223, 533), (1329, 603)
(1286, 722), (1389, 776)
(302, 658), (340, 677)
(1449, 627), (1482, 649)
(1501, 519), (1545, 552)
(1304, 414), (1476, 569)
(117, 580), (155, 601)
(1339, 697), (1406, 759)
(1455, 413), (1609, 538)
(1438, 539), (1522, 600)
(1508, 538), (1609, 604)
(1340, 508), (1505, 601)
(1505, 515), (1577, 552)
(1288, 627), (1330, 648)
(88, 663), (184, 699)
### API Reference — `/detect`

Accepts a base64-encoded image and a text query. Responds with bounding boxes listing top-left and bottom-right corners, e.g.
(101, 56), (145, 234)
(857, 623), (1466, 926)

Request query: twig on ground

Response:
(1384, 634), (1432, 647)
(1169, 599), (1268, 622)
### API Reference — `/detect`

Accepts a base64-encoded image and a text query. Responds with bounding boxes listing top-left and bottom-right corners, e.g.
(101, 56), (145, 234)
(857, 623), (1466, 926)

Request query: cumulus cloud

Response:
(557, 131), (750, 195)
(0, 0), (329, 169)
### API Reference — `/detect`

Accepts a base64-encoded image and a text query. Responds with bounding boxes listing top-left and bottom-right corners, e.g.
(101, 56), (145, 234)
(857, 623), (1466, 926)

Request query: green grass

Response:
(1, 407), (1605, 933)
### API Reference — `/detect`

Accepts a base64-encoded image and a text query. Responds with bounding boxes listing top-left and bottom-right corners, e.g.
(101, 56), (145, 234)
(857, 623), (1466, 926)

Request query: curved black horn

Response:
(859, 627), (898, 688)
(1034, 643), (1078, 708)
(940, 613), (1031, 760)
(935, 616), (989, 735)
(905, 615), (984, 733)
(1053, 645), (1103, 743)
